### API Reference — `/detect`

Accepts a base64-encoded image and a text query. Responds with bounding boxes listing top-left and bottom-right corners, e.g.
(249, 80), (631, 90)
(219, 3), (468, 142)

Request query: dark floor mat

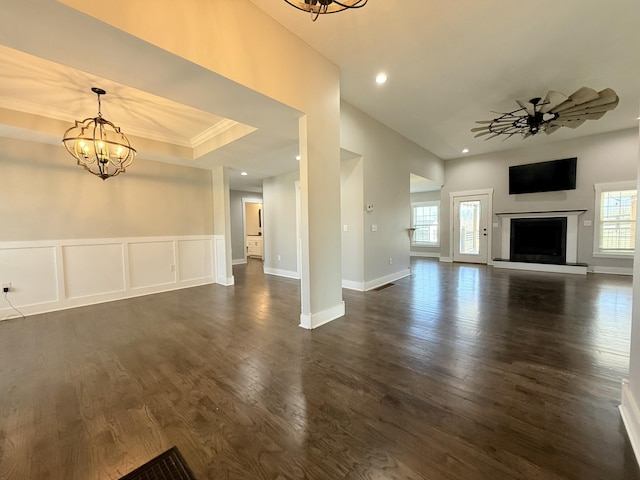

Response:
(119, 446), (197, 480)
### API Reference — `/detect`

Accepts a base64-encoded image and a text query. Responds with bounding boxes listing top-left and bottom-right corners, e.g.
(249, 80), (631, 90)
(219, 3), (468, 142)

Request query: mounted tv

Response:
(509, 157), (577, 195)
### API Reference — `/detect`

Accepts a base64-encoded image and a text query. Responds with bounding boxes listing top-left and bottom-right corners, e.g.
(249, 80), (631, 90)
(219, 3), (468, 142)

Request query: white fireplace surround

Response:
(494, 210), (587, 274)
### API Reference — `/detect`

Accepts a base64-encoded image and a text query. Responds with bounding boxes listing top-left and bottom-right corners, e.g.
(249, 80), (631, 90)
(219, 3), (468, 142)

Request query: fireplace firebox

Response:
(510, 217), (567, 264)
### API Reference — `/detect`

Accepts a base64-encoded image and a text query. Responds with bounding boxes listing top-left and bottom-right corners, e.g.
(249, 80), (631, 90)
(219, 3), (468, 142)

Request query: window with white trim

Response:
(594, 181), (637, 256)
(411, 201), (439, 246)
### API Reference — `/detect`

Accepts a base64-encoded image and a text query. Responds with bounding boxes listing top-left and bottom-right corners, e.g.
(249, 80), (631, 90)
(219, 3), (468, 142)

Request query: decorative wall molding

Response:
(0, 235), (218, 320)
(439, 256), (453, 263)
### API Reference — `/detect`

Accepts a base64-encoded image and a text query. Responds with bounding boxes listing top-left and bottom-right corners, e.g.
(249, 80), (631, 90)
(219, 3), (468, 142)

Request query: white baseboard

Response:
(342, 279), (365, 291)
(264, 267), (300, 280)
(1, 277), (214, 320)
(410, 251), (440, 258)
(439, 256), (453, 263)
(216, 275), (235, 286)
(364, 269), (411, 291)
(232, 258), (247, 265)
(590, 266), (634, 276)
(300, 300), (345, 329)
(620, 379), (640, 468)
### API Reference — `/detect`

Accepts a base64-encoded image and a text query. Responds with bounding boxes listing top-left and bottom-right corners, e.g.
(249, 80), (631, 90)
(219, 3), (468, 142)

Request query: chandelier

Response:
(62, 87), (136, 180)
(284, 0), (367, 21)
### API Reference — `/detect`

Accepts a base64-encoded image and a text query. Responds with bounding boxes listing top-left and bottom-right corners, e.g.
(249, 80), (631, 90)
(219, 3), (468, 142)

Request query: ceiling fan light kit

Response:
(473, 87), (619, 141)
(284, 0), (368, 21)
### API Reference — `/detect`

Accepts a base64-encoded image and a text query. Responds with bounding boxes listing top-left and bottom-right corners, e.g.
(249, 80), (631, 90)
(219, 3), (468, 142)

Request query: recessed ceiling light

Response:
(462, 148), (469, 154)
(375, 73), (387, 85)
(241, 171), (248, 176)
(296, 155), (301, 161)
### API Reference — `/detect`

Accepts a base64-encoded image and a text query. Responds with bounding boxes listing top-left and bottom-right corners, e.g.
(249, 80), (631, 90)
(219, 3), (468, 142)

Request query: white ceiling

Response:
(0, 0), (638, 191)
(250, 0), (640, 159)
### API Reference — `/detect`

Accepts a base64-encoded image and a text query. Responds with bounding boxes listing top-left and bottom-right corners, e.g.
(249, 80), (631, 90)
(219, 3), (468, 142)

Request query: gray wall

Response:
(341, 156), (364, 284)
(410, 190), (441, 257)
(0, 137), (213, 241)
(441, 128), (638, 270)
(262, 170), (299, 275)
(340, 101), (445, 284)
(230, 190), (262, 263)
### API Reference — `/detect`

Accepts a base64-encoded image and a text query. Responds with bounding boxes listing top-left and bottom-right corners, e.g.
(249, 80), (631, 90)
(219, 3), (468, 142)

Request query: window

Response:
(594, 181), (637, 256)
(411, 201), (439, 246)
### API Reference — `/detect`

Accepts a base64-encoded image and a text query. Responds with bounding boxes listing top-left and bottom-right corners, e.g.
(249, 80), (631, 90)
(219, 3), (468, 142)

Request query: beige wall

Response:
(0, 137), (213, 241)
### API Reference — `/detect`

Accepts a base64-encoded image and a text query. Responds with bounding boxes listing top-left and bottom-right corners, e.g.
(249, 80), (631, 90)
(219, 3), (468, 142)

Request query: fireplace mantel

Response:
(495, 209), (587, 218)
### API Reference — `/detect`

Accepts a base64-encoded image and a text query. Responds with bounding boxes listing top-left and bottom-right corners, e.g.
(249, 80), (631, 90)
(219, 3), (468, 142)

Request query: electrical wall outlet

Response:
(2, 282), (10, 292)
(277, 255), (281, 261)
(389, 257), (393, 265)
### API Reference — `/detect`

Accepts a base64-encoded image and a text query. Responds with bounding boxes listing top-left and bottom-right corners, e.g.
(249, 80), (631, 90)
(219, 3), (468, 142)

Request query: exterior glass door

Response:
(453, 195), (489, 264)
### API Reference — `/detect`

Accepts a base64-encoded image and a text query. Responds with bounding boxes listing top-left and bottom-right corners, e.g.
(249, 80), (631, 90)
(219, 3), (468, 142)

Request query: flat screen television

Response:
(509, 157), (577, 194)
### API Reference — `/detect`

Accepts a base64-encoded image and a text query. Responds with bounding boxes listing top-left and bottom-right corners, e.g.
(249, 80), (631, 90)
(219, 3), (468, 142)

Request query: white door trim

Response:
(241, 197), (263, 263)
(449, 189), (494, 265)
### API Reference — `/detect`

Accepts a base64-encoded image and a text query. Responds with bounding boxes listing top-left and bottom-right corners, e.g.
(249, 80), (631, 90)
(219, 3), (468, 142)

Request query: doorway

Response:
(450, 190), (493, 264)
(242, 197), (263, 262)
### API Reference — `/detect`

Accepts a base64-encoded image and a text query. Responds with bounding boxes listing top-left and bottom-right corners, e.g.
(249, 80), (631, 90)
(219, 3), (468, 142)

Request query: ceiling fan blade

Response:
(486, 133), (503, 140)
(474, 130), (494, 138)
(539, 91), (569, 113)
(516, 99), (535, 116)
(552, 118), (587, 129)
(555, 93), (619, 115)
(544, 125), (562, 135)
(559, 111), (607, 121)
(553, 87), (600, 113)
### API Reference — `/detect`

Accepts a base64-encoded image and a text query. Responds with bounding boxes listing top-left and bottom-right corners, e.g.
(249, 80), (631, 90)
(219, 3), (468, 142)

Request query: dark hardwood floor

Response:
(0, 258), (638, 479)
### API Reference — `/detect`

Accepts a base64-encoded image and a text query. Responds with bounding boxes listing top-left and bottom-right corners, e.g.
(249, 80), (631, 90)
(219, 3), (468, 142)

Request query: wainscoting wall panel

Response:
(0, 245), (58, 308)
(0, 235), (216, 320)
(128, 240), (176, 289)
(63, 243), (126, 299)
(178, 238), (213, 282)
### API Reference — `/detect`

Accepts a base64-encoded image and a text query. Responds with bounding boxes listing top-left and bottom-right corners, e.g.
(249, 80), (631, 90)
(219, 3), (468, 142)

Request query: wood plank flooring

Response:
(0, 258), (638, 479)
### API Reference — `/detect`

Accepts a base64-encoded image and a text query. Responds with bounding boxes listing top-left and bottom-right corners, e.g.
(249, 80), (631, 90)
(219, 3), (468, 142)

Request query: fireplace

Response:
(495, 210), (586, 274)
(510, 217), (567, 264)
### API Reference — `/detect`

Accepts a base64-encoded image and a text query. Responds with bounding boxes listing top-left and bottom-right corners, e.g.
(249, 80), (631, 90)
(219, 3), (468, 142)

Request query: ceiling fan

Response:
(472, 87), (619, 140)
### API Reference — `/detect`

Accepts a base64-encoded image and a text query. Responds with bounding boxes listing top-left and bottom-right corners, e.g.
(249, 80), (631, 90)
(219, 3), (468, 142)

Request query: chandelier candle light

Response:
(62, 87), (136, 180)
(284, 0), (367, 21)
